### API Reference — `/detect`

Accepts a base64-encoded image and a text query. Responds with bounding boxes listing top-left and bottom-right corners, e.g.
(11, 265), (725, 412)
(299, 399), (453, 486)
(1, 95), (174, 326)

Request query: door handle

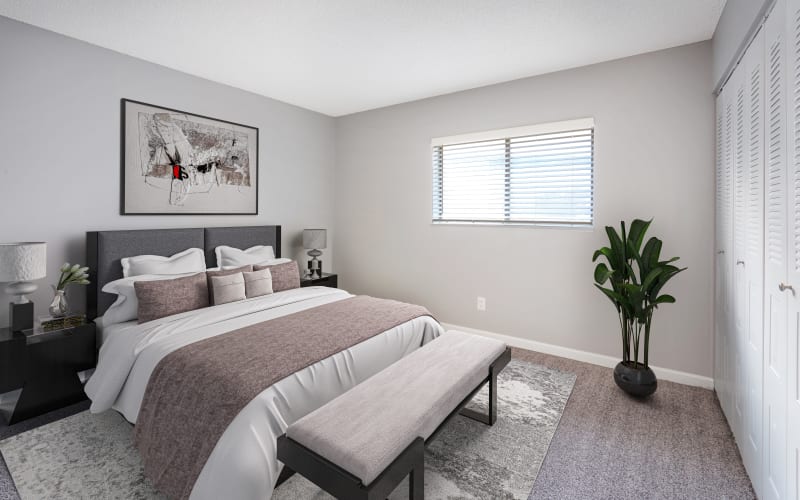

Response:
(779, 282), (795, 295)
(717, 250), (725, 255)
(736, 260), (745, 266)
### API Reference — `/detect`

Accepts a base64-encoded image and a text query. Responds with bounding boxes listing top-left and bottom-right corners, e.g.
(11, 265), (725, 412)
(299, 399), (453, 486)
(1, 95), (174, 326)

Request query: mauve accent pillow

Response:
(206, 265), (253, 304)
(134, 272), (209, 323)
(243, 268), (273, 298)
(210, 273), (246, 305)
(254, 261), (300, 292)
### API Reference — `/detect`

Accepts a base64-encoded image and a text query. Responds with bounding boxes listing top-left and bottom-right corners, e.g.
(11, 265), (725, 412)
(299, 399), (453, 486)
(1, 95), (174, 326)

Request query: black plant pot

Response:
(613, 361), (657, 398)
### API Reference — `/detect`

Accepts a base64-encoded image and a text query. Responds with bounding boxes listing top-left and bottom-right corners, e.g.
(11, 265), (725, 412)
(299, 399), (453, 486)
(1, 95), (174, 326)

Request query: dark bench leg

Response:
(459, 347), (510, 426)
(275, 465), (295, 487)
(409, 460), (424, 499)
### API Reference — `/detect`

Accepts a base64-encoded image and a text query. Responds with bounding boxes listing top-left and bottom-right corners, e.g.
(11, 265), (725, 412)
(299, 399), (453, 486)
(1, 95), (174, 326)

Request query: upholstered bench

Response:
(277, 330), (511, 500)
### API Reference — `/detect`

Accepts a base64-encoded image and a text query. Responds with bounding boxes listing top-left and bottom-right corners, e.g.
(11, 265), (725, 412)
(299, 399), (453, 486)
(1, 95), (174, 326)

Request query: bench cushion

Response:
(285, 330), (506, 485)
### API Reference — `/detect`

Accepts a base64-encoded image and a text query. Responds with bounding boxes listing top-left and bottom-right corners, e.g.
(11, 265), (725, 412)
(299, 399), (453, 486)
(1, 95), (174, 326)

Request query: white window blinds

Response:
(432, 118), (594, 226)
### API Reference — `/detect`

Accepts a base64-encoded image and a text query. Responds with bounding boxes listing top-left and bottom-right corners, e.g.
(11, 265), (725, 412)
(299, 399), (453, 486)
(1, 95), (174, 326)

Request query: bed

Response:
(82, 226), (442, 499)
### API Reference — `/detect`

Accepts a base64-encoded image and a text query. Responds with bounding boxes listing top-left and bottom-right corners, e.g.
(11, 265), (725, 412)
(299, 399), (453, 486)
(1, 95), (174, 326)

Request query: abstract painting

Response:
(121, 99), (258, 214)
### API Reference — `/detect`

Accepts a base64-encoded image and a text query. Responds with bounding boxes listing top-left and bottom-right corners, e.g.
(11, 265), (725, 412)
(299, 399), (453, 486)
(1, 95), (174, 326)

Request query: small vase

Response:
(49, 288), (68, 318)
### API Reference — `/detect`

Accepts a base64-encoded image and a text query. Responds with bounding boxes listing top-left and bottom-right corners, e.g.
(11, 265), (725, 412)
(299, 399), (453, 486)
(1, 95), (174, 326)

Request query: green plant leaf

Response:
(644, 237), (662, 267)
(594, 263), (613, 284)
(642, 268), (663, 291)
(593, 247), (612, 263)
(605, 225), (624, 270)
(626, 218), (651, 257)
(649, 265), (686, 298)
(654, 294), (676, 304)
(595, 284), (623, 312)
(624, 262), (639, 285)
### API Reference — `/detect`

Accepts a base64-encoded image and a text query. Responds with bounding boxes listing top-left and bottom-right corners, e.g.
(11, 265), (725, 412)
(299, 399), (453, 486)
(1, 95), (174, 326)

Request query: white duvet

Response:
(85, 286), (443, 499)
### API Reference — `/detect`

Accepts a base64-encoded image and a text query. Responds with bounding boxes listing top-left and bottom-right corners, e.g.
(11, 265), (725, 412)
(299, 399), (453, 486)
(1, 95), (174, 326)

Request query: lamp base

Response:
(4, 281), (37, 304)
(9, 301), (33, 332)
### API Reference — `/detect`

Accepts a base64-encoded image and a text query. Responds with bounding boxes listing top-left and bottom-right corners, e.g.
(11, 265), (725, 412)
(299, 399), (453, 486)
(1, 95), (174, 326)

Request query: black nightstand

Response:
(300, 273), (338, 288)
(0, 322), (96, 424)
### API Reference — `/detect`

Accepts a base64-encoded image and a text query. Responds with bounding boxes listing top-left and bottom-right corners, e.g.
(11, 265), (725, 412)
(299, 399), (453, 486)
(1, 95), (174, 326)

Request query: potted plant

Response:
(592, 219), (685, 397)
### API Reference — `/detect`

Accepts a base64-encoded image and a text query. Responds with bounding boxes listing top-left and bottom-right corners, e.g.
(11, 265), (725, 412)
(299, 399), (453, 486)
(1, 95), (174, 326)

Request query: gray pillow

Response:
(210, 272), (246, 305)
(254, 261), (301, 292)
(243, 268), (273, 298)
(207, 265), (253, 304)
(134, 272), (209, 323)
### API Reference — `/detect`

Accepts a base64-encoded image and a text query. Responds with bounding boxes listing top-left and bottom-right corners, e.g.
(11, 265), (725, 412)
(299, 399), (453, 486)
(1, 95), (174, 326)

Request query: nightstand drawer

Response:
(26, 326), (97, 378)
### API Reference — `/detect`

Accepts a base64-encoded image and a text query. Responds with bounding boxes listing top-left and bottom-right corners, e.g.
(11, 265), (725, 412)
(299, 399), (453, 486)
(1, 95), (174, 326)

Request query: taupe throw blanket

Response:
(133, 296), (432, 499)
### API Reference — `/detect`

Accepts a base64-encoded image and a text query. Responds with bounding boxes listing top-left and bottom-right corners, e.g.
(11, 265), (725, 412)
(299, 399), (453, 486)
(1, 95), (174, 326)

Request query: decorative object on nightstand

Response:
(0, 322), (96, 424)
(38, 314), (87, 332)
(300, 273), (338, 289)
(0, 242), (46, 332)
(49, 262), (90, 318)
(303, 229), (327, 278)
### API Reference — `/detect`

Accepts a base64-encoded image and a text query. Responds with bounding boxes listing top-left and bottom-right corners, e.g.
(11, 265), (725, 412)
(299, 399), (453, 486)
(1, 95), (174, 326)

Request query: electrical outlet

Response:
(477, 296), (486, 311)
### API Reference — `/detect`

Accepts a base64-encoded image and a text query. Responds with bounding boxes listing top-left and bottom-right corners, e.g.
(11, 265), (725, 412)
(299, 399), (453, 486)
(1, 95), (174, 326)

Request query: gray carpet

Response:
(0, 348), (756, 499)
(273, 359), (575, 499)
(514, 349), (756, 499)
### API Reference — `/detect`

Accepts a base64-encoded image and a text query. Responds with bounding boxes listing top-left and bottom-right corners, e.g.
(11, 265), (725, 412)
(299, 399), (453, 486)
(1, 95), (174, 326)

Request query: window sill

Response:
(431, 220), (594, 230)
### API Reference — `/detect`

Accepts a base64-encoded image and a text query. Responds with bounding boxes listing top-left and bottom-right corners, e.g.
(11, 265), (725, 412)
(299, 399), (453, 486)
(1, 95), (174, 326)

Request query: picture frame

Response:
(120, 99), (259, 215)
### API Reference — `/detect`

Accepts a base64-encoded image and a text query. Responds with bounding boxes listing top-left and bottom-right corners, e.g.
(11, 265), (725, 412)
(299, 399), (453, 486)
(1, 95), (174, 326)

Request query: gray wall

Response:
(334, 42), (715, 377)
(0, 16), (336, 325)
(712, 0), (773, 90)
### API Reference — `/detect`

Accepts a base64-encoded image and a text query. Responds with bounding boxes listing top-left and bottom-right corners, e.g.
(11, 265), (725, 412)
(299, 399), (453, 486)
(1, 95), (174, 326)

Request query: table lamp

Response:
(302, 229), (327, 278)
(0, 242), (46, 332)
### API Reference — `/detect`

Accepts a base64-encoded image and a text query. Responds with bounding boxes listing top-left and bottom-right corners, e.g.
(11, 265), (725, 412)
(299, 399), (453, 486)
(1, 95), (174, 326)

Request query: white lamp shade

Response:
(303, 229), (327, 250)
(0, 242), (47, 282)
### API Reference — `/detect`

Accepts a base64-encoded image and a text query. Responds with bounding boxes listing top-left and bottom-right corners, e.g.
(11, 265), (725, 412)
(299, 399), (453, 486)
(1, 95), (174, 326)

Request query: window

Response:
(431, 118), (594, 226)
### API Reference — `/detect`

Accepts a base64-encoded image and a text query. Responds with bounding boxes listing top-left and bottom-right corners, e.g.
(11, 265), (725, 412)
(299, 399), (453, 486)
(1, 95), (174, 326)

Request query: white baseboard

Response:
(441, 322), (714, 390)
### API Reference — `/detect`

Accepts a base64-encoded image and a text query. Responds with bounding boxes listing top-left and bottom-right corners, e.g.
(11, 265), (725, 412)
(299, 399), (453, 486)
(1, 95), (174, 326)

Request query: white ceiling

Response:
(0, 1), (725, 116)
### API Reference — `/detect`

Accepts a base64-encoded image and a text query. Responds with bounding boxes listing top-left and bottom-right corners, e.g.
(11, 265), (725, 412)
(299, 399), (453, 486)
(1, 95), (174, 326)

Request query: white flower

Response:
(61, 263), (71, 272)
(71, 264), (80, 272)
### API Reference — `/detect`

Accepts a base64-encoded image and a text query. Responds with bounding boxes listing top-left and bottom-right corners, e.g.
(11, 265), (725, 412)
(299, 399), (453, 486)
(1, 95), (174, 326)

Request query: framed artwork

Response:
(121, 99), (258, 215)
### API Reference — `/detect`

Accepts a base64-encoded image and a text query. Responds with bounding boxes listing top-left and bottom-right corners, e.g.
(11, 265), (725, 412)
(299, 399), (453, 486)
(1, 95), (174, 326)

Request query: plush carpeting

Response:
(514, 348), (756, 499)
(274, 359), (575, 499)
(0, 348), (756, 499)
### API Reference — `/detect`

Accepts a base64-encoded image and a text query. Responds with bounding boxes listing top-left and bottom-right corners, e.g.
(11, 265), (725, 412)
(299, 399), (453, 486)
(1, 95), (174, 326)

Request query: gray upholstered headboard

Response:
(86, 225), (281, 319)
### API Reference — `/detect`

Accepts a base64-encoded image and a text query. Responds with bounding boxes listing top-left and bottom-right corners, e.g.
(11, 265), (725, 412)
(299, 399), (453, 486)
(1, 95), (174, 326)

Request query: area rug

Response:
(274, 359), (576, 500)
(0, 410), (164, 500)
(0, 359), (574, 499)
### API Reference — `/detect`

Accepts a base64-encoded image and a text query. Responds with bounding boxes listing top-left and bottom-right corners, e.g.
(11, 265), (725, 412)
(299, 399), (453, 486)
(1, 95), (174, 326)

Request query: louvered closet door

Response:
(786, 0), (800, 496)
(763, 1), (790, 498)
(742, 26), (766, 496)
(733, 62), (749, 439)
(716, 81), (735, 418)
(716, 90), (730, 408)
(725, 83), (737, 419)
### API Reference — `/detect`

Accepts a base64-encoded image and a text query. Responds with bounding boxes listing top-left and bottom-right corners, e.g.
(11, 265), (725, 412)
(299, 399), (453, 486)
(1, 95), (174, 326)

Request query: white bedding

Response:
(85, 286), (443, 499)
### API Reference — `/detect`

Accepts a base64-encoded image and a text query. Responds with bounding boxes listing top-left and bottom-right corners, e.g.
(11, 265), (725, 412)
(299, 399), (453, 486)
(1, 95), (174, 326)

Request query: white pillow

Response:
(121, 248), (206, 278)
(215, 245), (278, 268)
(101, 273), (196, 325)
